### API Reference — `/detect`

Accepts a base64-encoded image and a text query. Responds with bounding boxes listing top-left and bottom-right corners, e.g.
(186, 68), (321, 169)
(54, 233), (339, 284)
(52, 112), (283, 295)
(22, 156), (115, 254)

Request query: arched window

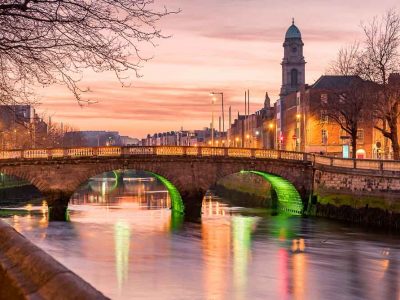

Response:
(291, 69), (298, 87)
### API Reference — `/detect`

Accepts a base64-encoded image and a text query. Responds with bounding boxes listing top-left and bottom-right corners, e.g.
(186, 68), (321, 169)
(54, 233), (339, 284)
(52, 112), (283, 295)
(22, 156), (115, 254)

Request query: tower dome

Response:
(285, 19), (301, 39)
(280, 18), (305, 97)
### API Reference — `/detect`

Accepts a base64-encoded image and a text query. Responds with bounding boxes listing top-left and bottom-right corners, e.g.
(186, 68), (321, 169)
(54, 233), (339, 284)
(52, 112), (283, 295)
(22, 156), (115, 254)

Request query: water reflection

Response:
(232, 216), (257, 300)
(114, 221), (131, 291)
(1, 171), (400, 299)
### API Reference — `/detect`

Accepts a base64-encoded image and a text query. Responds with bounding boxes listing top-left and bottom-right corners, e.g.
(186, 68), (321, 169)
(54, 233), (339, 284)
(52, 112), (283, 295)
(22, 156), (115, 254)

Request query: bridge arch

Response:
(64, 167), (185, 221)
(239, 171), (303, 215)
(216, 167), (305, 215)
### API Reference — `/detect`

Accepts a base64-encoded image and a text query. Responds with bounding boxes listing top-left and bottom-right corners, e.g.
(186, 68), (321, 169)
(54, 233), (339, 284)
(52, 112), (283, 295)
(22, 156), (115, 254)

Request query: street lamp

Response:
(235, 137), (239, 147)
(268, 122), (275, 149)
(208, 94), (219, 146)
(210, 92), (224, 133)
(255, 130), (260, 148)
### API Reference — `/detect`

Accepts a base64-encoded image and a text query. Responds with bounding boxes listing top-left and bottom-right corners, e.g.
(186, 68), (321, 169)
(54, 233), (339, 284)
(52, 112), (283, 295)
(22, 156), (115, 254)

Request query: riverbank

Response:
(215, 177), (400, 230)
(309, 191), (400, 230)
(0, 185), (42, 207)
(0, 220), (108, 299)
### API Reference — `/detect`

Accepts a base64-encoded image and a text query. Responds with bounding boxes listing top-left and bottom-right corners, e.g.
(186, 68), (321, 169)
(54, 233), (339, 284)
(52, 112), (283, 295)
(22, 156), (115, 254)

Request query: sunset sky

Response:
(38, 0), (399, 138)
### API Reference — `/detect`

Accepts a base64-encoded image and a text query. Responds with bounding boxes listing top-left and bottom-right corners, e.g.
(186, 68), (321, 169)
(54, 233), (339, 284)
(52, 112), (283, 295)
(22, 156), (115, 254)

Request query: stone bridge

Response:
(0, 146), (399, 221)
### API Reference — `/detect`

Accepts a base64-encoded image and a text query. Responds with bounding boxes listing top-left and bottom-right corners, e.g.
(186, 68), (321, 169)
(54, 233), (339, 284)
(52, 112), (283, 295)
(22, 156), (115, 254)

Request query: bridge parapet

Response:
(0, 146), (310, 162)
(1, 146), (400, 174)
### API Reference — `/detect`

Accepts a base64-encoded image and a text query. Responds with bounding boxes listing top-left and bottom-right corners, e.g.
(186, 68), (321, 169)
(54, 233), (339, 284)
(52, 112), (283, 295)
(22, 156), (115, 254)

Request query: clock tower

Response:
(280, 19), (305, 97)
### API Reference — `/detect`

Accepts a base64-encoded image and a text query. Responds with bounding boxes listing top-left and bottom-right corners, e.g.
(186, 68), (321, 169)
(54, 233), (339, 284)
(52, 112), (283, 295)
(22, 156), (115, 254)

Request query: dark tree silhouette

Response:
(361, 10), (400, 159)
(0, 0), (177, 105)
(320, 77), (373, 159)
(330, 10), (400, 159)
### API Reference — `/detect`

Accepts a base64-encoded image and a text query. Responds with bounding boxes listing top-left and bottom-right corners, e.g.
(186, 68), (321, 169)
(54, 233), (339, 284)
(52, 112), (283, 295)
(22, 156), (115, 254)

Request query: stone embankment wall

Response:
(0, 220), (108, 300)
(214, 173), (272, 207)
(312, 168), (400, 229)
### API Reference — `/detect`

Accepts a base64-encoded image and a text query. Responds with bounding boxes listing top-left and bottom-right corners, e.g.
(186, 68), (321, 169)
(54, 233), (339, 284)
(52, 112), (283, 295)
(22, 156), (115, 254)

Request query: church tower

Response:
(280, 19), (305, 97)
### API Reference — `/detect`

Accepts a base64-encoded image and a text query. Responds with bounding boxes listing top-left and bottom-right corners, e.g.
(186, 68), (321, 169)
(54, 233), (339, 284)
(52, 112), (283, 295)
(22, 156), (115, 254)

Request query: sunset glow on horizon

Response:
(37, 0), (399, 138)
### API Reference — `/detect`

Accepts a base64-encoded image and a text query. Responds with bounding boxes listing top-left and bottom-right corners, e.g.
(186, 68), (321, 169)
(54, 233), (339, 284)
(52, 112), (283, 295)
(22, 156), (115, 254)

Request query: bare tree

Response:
(361, 10), (400, 159)
(0, 0), (177, 105)
(328, 42), (361, 76)
(321, 77), (372, 158)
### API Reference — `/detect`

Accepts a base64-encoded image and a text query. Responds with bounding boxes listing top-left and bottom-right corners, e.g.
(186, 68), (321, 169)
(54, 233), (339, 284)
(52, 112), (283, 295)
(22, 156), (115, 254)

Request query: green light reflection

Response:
(232, 216), (257, 299)
(114, 221), (131, 292)
(242, 171), (303, 215)
(146, 172), (185, 214)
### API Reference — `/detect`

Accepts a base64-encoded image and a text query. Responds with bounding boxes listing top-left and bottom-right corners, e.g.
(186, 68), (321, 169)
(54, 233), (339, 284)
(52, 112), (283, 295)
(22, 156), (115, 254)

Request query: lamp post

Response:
(268, 122), (275, 149)
(210, 92), (224, 133)
(210, 96), (216, 146)
(255, 130), (260, 148)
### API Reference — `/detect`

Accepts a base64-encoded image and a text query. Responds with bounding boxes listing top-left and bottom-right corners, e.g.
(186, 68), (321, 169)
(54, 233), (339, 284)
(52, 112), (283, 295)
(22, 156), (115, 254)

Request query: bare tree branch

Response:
(0, 0), (179, 105)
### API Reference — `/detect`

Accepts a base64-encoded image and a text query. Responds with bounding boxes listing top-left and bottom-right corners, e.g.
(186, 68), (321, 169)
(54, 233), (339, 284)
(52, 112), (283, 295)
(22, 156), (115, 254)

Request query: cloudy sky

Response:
(39, 0), (399, 138)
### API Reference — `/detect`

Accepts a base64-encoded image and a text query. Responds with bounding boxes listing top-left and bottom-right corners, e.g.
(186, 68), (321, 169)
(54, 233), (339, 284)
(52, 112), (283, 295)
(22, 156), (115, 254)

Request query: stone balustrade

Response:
(0, 146), (399, 173)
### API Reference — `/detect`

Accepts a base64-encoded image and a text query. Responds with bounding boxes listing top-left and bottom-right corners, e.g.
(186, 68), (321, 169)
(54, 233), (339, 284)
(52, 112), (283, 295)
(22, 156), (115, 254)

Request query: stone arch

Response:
(69, 165), (185, 215)
(0, 168), (42, 194)
(214, 168), (304, 215)
(0, 171), (42, 203)
(242, 171), (303, 215)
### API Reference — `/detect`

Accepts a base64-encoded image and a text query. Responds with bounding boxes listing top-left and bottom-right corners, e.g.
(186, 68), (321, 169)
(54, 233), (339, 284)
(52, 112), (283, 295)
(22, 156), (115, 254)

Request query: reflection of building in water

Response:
(232, 216), (257, 300)
(114, 221), (131, 292)
(290, 238), (307, 300)
(70, 171), (170, 209)
(202, 197), (228, 216)
(201, 210), (231, 300)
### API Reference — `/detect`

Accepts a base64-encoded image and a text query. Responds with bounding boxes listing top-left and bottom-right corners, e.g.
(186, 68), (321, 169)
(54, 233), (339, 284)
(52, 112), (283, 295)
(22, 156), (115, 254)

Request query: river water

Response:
(1, 171), (400, 300)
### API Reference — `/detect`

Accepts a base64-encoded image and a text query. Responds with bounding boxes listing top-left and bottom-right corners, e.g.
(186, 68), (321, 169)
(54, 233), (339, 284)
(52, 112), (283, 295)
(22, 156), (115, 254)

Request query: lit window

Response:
(322, 129), (328, 144)
(357, 129), (364, 143)
(320, 110), (328, 123)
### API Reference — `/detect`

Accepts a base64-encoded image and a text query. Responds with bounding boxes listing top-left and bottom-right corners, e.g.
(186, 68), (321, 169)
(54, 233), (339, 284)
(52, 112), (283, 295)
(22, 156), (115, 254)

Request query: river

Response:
(1, 171), (399, 299)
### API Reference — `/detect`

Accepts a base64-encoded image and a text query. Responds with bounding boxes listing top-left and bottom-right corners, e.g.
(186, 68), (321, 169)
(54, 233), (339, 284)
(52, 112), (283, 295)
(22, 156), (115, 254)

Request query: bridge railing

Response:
(0, 146), (400, 172)
(313, 155), (400, 172)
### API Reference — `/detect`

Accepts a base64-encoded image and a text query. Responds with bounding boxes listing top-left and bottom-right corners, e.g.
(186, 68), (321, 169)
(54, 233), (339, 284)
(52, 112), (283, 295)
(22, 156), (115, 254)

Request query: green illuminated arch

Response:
(241, 171), (303, 215)
(146, 172), (184, 214)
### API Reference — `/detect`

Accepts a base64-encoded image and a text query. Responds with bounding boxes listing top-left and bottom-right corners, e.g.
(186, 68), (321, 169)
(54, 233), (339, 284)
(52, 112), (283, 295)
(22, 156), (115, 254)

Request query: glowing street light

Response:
(235, 137), (240, 147)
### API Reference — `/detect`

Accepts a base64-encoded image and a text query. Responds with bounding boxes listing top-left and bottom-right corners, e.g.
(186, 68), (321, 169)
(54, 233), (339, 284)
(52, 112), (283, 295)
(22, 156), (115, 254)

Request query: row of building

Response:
(0, 105), (140, 149)
(140, 128), (226, 147)
(140, 20), (399, 159)
(0, 105), (48, 150)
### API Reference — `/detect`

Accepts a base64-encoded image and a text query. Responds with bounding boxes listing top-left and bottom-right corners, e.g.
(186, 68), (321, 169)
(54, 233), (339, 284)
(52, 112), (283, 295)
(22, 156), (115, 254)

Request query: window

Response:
(291, 69), (298, 87)
(357, 129), (364, 144)
(322, 129), (328, 144)
(320, 110), (328, 123)
(339, 94), (346, 104)
(320, 93), (328, 105)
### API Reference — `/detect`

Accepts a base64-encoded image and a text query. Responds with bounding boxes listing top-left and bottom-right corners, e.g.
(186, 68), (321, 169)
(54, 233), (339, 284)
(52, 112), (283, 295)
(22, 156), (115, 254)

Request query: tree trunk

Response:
(351, 133), (357, 159)
(390, 125), (400, 160)
(388, 113), (400, 160)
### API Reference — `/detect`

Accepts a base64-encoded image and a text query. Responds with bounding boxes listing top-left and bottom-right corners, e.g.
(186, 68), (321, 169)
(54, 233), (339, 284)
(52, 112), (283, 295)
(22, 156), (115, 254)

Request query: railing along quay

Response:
(0, 146), (399, 172)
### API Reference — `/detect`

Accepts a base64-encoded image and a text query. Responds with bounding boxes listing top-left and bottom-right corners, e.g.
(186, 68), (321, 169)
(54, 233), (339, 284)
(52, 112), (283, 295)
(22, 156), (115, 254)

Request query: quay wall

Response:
(312, 167), (400, 229)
